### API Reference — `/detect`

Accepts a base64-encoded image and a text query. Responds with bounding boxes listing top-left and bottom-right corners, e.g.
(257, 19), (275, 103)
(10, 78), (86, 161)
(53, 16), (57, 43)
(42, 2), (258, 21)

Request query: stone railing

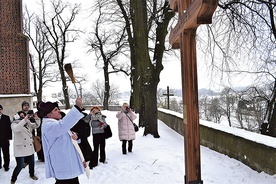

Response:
(157, 108), (276, 175)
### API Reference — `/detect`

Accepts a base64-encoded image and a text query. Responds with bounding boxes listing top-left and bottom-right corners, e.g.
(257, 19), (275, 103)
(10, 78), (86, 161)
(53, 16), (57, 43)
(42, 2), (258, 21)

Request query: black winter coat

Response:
(71, 115), (93, 162)
(0, 114), (12, 145)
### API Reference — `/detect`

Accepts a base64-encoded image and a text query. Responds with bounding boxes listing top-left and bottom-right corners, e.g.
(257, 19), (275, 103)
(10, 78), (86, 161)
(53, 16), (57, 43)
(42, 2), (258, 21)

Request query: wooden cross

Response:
(163, 86), (174, 109)
(169, 0), (218, 183)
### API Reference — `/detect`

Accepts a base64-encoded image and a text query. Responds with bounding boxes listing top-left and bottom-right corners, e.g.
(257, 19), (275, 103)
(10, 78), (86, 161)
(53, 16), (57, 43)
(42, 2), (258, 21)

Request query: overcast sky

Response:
(24, 0), (254, 96)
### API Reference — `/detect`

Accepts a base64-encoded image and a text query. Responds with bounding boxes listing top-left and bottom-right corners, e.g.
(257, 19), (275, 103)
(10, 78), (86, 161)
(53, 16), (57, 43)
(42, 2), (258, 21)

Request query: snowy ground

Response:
(0, 110), (275, 184)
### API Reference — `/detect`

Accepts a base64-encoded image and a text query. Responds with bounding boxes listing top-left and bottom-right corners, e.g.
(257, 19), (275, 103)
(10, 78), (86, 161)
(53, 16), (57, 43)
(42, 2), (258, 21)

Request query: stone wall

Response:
(158, 108), (276, 175)
(0, 94), (33, 120)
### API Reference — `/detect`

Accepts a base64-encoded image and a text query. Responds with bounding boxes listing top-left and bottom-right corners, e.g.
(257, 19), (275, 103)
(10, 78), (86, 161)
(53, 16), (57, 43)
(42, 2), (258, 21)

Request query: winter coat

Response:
(70, 114), (93, 162)
(83, 113), (107, 135)
(116, 111), (137, 141)
(71, 116), (91, 139)
(0, 114), (12, 145)
(11, 118), (40, 157)
(41, 106), (84, 180)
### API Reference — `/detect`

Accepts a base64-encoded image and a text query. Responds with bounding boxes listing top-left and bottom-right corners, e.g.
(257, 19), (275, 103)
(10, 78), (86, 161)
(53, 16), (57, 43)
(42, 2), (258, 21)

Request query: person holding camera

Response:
(13, 101), (31, 121)
(10, 110), (41, 183)
(83, 106), (108, 169)
(116, 103), (137, 155)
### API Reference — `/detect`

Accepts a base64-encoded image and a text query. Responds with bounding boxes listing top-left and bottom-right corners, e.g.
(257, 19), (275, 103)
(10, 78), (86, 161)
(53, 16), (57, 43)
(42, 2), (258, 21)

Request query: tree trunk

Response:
(143, 79), (160, 138)
(269, 105), (276, 137)
(130, 0), (148, 115)
(263, 80), (276, 136)
(130, 0), (174, 137)
(61, 76), (70, 109)
(59, 62), (70, 109)
(103, 61), (110, 110)
(117, 0), (174, 137)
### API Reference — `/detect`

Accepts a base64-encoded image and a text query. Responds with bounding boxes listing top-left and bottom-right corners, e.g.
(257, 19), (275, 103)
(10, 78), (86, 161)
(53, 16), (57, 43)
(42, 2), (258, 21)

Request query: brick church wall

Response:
(0, 0), (30, 94)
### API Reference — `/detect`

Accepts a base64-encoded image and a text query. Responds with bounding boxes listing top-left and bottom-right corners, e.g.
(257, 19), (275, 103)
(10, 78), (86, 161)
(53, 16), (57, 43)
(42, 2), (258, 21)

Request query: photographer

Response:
(10, 111), (41, 183)
(116, 103), (137, 155)
(83, 106), (108, 169)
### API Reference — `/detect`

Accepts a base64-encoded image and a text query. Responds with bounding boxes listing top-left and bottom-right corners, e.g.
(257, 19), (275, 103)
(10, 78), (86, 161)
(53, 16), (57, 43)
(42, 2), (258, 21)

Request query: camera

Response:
(124, 107), (130, 113)
(27, 110), (35, 122)
(27, 110), (34, 115)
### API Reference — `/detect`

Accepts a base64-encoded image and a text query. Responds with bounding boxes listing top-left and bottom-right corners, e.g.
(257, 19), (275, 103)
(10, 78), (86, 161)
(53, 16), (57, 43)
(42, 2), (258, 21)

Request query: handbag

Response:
(133, 123), (139, 132)
(125, 113), (139, 132)
(33, 136), (41, 152)
(104, 124), (112, 139)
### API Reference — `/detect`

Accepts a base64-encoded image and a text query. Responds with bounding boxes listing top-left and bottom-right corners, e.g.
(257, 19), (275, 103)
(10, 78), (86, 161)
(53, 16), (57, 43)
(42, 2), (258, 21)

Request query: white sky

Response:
(24, 0), (255, 96)
(24, 0), (183, 95)
(1, 110), (275, 183)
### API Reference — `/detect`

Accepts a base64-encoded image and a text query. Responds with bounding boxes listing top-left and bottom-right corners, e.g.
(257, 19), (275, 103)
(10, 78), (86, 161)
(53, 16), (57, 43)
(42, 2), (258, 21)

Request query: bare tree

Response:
(116, 0), (175, 137)
(220, 87), (236, 127)
(23, 7), (57, 102)
(237, 86), (268, 132)
(90, 79), (120, 105)
(199, 96), (212, 121)
(157, 88), (166, 108)
(82, 92), (99, 106)
(198, 0), (276, 136)
(87, 0), (129, 110)
(169, 99), (183, 113)
(40, 0), (81, 109)
(208, 98), (222, 124)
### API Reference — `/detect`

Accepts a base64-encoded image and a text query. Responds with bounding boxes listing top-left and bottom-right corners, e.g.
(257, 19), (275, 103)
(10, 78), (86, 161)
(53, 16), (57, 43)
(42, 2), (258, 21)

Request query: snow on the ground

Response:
(0, 111), (275, 184)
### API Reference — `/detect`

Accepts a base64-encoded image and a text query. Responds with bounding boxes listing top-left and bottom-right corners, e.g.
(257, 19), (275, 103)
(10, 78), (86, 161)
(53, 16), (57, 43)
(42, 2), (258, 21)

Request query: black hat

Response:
(17, 111), (26, 116)
(22, 101), (30, 108)
(0, 105), (3, 110)
(37, 101), (59, 118)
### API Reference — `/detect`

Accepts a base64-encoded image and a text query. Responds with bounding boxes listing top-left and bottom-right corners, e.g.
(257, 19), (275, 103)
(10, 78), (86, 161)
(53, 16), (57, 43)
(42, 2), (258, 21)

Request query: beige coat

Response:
(116, 111), (137, 141)
(11, 118), (40, 157)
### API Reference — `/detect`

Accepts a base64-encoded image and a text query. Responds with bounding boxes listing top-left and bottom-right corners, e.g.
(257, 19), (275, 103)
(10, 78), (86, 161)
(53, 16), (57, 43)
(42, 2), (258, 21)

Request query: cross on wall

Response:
(162, 86), (174, 109)
(169, 0), (218, 183)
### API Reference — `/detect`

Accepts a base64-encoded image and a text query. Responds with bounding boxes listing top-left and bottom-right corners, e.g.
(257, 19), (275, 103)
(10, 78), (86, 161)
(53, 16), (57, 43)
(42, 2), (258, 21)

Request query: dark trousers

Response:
(37, 147), (44, 161)
(122, 140), (133, 154)
(90, 133), (106, 167)
(36, 126), (44, 161)
(79, 138), (93, 162)
(11, 154), (35, 182)
(0, 141), (10, 169)
(55, 177), (79, 184)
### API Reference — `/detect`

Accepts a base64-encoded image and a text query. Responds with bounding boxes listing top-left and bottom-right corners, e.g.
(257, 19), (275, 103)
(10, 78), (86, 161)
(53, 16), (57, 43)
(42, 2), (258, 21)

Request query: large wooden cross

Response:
(169, 0), (218, 183)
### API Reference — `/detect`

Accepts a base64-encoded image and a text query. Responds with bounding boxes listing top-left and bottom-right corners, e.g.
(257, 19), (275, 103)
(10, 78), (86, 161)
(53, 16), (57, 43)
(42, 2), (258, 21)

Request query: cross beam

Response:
(169, 0), (218, 48)
(169, 0), (218, 183)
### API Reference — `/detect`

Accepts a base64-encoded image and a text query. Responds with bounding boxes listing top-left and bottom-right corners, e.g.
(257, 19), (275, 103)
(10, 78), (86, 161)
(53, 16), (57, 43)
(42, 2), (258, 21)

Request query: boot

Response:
(122, 149), (127, 154)
(30, 175), (38, 180)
